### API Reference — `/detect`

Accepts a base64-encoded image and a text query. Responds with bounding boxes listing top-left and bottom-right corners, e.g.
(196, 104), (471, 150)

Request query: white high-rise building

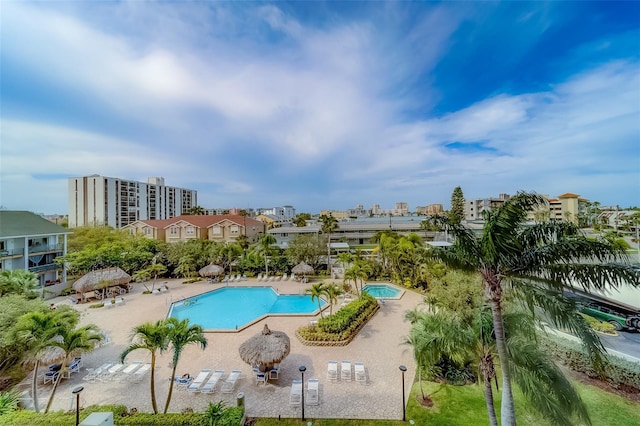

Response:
(68, 175), (197, 228)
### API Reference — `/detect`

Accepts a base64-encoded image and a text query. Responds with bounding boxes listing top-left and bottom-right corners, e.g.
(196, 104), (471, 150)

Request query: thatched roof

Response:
(238, 324), (290, 367)
(292, 262), (313, 275)
(199, 264), (224, 277)
(73, 267), (131, 294)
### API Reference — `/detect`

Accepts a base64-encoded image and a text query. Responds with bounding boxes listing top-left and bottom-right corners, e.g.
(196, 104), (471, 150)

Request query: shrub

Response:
(580, 313), (616, 334)
(88, 303), (104, 309)
(60, 288), (75, 296)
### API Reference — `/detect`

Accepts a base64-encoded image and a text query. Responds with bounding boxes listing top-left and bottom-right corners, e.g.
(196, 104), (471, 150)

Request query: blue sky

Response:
(1, 1), (639, 214)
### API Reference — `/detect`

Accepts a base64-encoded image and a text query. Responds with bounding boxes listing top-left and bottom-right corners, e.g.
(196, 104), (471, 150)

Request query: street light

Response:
(72, 386), (84, 426)
(299, 365), (307, 421)
(399, 365), (407, 421)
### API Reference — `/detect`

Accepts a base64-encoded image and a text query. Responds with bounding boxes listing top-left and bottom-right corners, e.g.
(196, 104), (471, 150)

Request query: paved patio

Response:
(21, 278), (422, 420)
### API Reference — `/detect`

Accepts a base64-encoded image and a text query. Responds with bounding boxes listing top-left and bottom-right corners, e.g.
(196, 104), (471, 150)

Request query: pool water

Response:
(362, 284), (402, 299)
(168, 286), (324, 331)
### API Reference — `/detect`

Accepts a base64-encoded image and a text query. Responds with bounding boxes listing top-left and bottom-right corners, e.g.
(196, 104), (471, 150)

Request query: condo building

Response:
(68, 175), (197, 228)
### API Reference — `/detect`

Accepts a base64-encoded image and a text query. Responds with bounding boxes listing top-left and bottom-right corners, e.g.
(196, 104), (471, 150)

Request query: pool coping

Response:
(167, 285), (328, 333)
(362, 282), (405, 300)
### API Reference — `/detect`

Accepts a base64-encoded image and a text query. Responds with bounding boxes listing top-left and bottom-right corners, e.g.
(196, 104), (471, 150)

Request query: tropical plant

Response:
(319, 214), (339, 274)
(204, 401), (227, 426)
(305, 282), (327, 318)
(145, 258), (168, 292)
(120, 320), (171, 414)
(163, 318), (207, 413)
(14, 309), (78, 413)
(185, 205), (205, 215)
(0, 389), (22, 415)
(426, 191), (639, 425)
(293, 213), (311, 227)
(343, 262), (371, 297)
(0, 270), (39, 298)
(44, 324), (102, 413)
(257, 234), (277, 276)
(323, 283), (343, 315)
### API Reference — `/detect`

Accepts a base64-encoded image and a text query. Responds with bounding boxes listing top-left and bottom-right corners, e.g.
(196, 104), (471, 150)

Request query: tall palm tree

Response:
(323, 283), (343, 315)
(120, 320), (170, 414)
(343, 262), (370, 297)
(146, 259), (168, 292)
(319, 214), (339, 274)
(257, 234), (277, 276)
(163, 318), (207, 414)
(15, 310), (78, 413)
(428, 191), (639, 425)
(44, 324), (102, 413)
(305, 282), (327, 317)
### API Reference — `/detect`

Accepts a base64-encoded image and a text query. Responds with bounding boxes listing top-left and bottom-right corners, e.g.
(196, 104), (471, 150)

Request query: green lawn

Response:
(256, 380), (640, 426)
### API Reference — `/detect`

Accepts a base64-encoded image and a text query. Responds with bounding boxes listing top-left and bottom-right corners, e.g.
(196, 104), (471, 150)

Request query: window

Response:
(186, 226), (194, 235)
(213, 226), (221, 235)
(144, 228), (151, 235)
(230, 225), (239, 234)
(170, 227), (178, 235)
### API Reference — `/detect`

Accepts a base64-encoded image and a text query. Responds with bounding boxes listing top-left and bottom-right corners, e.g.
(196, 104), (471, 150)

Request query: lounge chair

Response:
(83, 362), (113, 382)
(117, 361), (142, 381)
(221, 369), (241, 393)
(341, 361), (352, 382)
(175, 375), (192, 389)
(290, 379), (303, 405)
(255, 371), (267, 386)
(43, 370), (59, 384)
(201, 370), (224, 393)
(327, 361), (338, 382)
(256, 273), (263, 281)
(130, 362), (151, 382)
(102, 363), (124, 381)
(306, 378), (319, 405)
(187, 369), (212, 392)
(153, 288), (161, 295)
(114, 296), (125, 305)
(355, 362), (366, 383)
(269, 363), (280, 380)
(62, 358), (82, 379)
(282, 273), (288, 281)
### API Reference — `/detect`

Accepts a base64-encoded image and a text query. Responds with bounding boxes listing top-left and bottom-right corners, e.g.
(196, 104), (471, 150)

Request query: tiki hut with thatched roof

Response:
(292, 262), (314, 276)
(199, 264), (225, 277)
(239, 324), (290, 372)
(73, 267), (131, 301)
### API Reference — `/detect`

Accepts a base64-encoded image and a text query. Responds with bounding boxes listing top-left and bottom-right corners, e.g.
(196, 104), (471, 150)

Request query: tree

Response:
(305, 282), (327, 318)
(343, 262), (371, 297)
(427, 191), (639, 425)
(323, 283), (343, 315)
(185, 206), (205, 215)
(293, 213), (311, 227)
(0, 270), (39, 298)
(319, 214), (339, 274)
(449, 186), (465, 224)
(146, 258), (168, 292)
(285, 234), (325, 270)
(14, 309), (78, 413)
(0, 295), (48, 372)
(163, 318), (207, 414)
(120, 320), (170, 414)
(257, 234), (277, 276)
(44, 324), (102, 413)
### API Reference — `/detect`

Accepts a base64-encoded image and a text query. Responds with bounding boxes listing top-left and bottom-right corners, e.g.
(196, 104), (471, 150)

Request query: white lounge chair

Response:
(290, 379), (302, 405)
(221, 369), (242, 393)
(114, 296), (125, 305)
(117, 361), (142, 381)
(355, 362), (366, 383)
(187, 369), (212, 392)
(306, 378), (319, 405)
(83, 362), (113, 382)
(327, 361), (338, 382)
(201, 370), (224, 393)
(282, 273), (288, 281)
(101, 363), (124, 381)
(341, 360), (352, 382)
(131, 362), (151, 382)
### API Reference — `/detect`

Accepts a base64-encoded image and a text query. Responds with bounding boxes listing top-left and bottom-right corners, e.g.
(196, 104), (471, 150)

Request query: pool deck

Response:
(21, 278), (422, 421)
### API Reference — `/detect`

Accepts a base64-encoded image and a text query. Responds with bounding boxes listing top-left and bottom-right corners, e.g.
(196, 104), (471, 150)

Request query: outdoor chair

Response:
(256, 273), (263, 281)
(201, 370), (224, 393)
(43, 370), (59, 385)
(327, 361), (338, 382)
(130, 362), (151, 382)
(341, 361), (352, 382)
(117, 361), (142, 381)
(187, 369), (212, 392)
(175, 375), (192, 389)
(289, 379), (302, 405)
(306, 379), (320, 405)
(355, 362), (366, 383)
(221, 369), (242, 393)
(269, 364), (280, 380)
(255, 371), (267, 386)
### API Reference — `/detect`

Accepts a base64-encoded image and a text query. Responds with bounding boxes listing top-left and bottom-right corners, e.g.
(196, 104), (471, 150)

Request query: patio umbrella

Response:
(198, 264), (224, 277)
(72, 267), (131, 299)
(238, 324), (290, 372)
(292, 262), (314, 276)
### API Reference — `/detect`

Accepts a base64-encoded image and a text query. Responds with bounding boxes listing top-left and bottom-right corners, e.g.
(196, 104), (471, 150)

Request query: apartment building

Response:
(416, 204), (444, 215)
(256, 206), (296, 221)
(68, 175), (197, 228)
(465, 194), (511, 220)
(124, 214), (265, 244)
(0, 211), (71, 287)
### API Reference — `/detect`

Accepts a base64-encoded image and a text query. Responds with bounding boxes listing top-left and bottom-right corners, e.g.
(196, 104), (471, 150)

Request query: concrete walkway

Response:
(22, 278), (423, 420)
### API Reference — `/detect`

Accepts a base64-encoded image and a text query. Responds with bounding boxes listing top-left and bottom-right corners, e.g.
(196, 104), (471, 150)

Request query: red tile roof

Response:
(558, 193), (579, 198)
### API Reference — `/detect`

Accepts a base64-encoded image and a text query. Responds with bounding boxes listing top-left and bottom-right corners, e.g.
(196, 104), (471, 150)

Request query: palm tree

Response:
(343, 262), (370, 297)
(323, 283), (343, 315)
(44, 324), (102, 413)
(15, 310), (78, 413)
(427, 191), (638, 425)
(257, 234), (277, 276)
(319, 214), (339, 274)
(0, 270), (39, 297)
(120, 320), (170, 414)
(163, 318), (207, 414)
(146, 260), (168, 292)
(305, 282), (327, 317)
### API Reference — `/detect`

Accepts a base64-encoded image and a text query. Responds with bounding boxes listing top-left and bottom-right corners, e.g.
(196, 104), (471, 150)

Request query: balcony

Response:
(29, 244), (64, 254)
(0, 249), (22, 258)
(29, 264), (61, 273)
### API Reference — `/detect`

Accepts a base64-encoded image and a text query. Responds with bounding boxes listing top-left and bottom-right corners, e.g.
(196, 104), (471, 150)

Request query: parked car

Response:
(579, 303), (640, 331)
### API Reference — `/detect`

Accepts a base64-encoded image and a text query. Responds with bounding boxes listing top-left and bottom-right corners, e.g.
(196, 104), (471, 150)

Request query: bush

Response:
(88, 303), (104, 309)
(580, 313), (616, 334)
(60, 288), (75, 296)
(540, 335), (640, 391)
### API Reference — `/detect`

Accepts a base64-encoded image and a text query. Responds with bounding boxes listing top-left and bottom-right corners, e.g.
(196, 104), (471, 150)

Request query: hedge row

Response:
(297, 295), (379, 343)
(0, 405), (244, 426)
(540, 335), (640, 392)
(580, 313), (616, 334)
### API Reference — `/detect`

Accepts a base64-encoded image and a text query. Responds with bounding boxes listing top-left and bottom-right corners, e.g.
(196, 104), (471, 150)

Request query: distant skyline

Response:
(1, 1), (639, 214)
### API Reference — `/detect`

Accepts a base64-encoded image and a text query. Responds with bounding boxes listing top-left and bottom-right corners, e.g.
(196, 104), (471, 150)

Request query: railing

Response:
(29, 244), (64, 254)
(0, 249), (21, 257)
(29, 264), (61, 273)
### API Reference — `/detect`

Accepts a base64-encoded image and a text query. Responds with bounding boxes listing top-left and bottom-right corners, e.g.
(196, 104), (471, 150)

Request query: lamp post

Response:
(72, 386), (84, 426)
(299, 365), (307, 421)
(399, 365), (407, 421)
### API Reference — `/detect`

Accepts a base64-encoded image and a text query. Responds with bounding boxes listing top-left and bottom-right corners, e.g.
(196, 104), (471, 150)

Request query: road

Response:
(599, 330), (640, 361)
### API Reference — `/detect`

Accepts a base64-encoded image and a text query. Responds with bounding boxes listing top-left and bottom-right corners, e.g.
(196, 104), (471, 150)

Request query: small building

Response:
(0, 210), (71, 288)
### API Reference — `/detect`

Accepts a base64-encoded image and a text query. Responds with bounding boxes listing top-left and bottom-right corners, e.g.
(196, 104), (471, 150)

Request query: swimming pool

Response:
(362, 284), (404, 299)
(168, 286), (325, 331)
